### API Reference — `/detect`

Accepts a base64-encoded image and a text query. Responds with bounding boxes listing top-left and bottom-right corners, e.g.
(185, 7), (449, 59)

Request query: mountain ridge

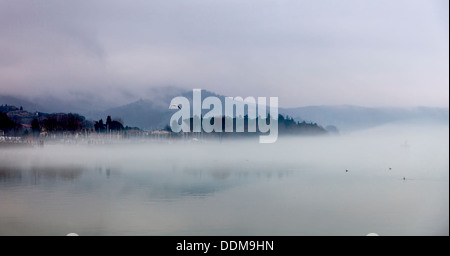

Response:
(1, 90), (448, 131)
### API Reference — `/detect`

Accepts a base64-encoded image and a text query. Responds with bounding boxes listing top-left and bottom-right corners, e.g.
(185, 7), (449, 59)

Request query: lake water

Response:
(0, 124), (448, 236)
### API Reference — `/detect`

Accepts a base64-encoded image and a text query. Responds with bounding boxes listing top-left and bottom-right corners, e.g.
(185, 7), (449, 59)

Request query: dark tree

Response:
(65, 114), (82, 132)
(31, 118), (40, 137)
(100, 116), (124, 131)
(94, 119), (105, 133)
(163, 124), (172, 132)
(109, 120), (124, 131)
(31, 119), (40, 131)
(43, 117), (58, 132)
(106, 116), (112, 127)
(0, 112), (16, 131)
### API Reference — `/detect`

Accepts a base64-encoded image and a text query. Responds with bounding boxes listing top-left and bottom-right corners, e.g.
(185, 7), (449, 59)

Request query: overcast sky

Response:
(0, 0), (448, 108)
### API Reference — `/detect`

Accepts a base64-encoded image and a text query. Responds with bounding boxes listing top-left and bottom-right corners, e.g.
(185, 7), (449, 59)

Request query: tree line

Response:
(1, 105), (125, 136)
(165, 114), (327, 135)
(94, 116), (124, 133)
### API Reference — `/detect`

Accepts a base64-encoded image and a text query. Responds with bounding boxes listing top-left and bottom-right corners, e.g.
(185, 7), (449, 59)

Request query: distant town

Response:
(0, 104), (327, 146)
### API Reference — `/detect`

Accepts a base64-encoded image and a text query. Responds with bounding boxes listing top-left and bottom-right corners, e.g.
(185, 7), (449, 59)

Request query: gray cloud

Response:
(0, 0), (448, 108)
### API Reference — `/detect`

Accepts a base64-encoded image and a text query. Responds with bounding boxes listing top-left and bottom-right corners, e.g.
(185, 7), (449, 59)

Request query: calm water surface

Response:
(0, 125), (448, 235)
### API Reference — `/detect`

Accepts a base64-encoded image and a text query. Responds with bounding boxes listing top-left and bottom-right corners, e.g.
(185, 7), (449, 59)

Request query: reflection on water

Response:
(0, 167), (22, 182)
(0, 124), (448, 235)
(0, 165), (84, 184)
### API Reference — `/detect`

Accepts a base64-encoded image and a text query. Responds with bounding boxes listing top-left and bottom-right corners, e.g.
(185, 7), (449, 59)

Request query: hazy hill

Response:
(2, 89), (448, 132)
(89, 90), (227, 130)
(0, 95), (47, 113)
(96, 91), (449, 131)
(279, 105), (449, 132)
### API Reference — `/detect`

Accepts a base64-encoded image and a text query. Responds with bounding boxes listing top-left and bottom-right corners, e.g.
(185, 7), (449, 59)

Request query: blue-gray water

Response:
(0, 124), (448, 235)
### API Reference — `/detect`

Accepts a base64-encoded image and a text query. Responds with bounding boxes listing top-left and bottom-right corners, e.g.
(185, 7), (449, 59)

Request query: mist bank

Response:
(1, 123), (447, 166)
(1, 122), (448, 205)
(0, 123), (447, 235)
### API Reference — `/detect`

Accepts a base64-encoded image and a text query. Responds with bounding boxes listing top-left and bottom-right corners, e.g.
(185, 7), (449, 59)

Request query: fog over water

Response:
(0, 124), (448, 235)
